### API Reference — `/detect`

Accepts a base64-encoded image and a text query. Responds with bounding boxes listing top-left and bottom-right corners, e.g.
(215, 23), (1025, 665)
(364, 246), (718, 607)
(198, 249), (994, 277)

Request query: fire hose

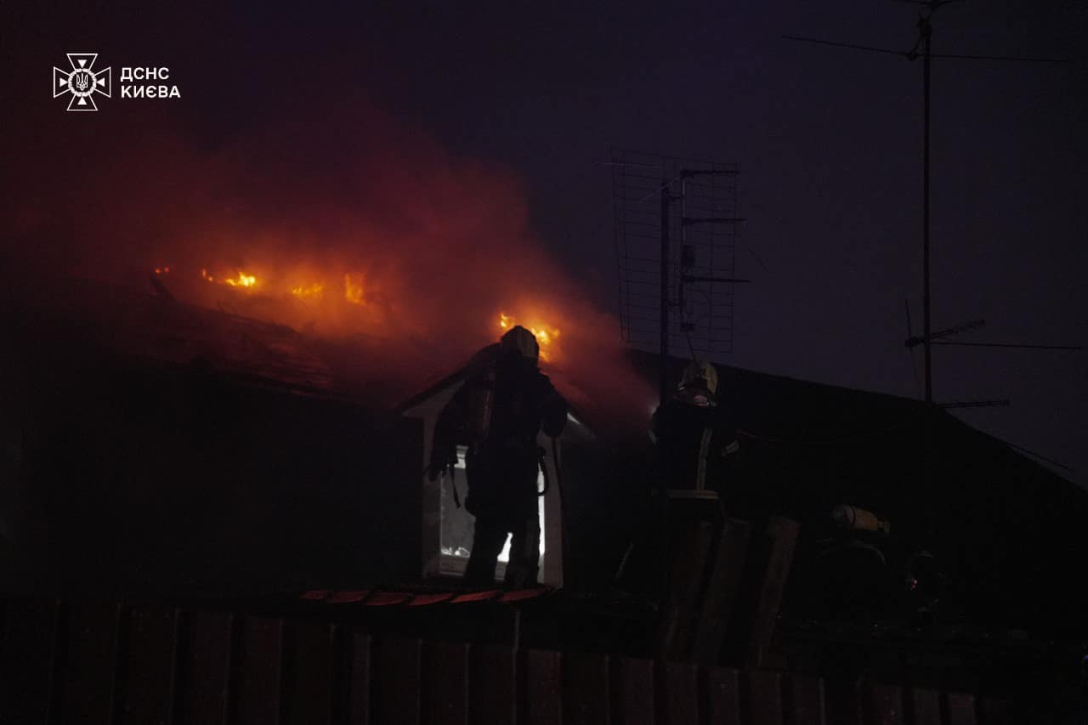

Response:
(546, 437), (567, 580)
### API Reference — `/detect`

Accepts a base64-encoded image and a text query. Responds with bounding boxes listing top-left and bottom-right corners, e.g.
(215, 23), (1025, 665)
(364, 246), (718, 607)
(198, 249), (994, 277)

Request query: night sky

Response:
(3, 1), (1086, 485)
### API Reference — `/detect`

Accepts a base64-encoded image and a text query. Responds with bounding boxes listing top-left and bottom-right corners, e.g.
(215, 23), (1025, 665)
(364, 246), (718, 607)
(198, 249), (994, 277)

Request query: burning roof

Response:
(0, 261), (650, 431)
(2, 91), (655, 430)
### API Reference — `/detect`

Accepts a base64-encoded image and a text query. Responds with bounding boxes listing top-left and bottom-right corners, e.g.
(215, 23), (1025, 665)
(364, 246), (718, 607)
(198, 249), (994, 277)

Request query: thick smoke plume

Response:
(1, 91), (654, 432)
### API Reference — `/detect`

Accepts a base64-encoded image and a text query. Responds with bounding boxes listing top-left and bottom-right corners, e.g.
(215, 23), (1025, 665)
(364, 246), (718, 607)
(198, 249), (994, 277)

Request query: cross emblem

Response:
(53, 53), (112, 112)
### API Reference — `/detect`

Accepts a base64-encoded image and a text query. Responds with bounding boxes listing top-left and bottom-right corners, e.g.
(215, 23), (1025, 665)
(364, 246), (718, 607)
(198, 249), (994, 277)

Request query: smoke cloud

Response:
(1, 86), (654, 433)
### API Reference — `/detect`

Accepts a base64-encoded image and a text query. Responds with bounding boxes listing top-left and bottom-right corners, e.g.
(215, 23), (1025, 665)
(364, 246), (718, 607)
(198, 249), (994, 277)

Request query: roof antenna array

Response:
(610, 148), (750, 406)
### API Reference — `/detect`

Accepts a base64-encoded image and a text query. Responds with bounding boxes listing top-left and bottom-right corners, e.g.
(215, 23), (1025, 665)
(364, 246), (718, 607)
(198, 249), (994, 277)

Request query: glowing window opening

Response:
(439, 445), (545, 568)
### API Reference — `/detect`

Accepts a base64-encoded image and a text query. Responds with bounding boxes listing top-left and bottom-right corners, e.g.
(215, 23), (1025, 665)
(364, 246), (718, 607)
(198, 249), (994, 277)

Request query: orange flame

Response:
(344, 274), (365, 305)
(168, 266), (372, 309)
(155, 267), (564, 363)
(496, 312), (561, 361)
(224, 271), (257, 288)
(290, 282), (325, 299)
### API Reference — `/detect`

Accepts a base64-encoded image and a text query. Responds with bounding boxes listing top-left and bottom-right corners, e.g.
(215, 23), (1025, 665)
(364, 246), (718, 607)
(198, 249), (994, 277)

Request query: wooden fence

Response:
(0, 597), (1023, 725)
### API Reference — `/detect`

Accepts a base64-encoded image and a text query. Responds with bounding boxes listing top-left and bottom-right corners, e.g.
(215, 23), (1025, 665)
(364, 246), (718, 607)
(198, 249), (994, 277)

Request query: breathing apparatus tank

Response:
(465, 367), (495, 447)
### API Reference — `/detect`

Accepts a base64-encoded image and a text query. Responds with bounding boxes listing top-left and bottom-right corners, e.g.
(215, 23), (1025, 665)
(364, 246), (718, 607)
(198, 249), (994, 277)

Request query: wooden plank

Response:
(118, 607), (179, 725)
(238, 616), (284, 725)
(909, 689), (942, 725)
(423, 641), (469, 725)
(660, 519), (716, 660)
(0, 598), (62, 725)
(525, 649), (562, 725)
(693, 519), (752, 664)
(451, 590), (501, 604)
(612, 657), (655, 725)
(365, 592), (413, 606)
(823, 678), (862, 725)
(373, 637), (422, 725)
(747, 670), (784, 725)
(706, 667), (742, 725)
(177, 611), (233, 725)
(976, 698), (1017, 725)
(867, 683), (905, 725)
(408, 593), (454, 606)
(281, 621), (335, 725)
(745, 517), (800, 668)
(789, 674), (825, 725)
(979, 696), (1018, 722)
(563, 651), (610, 725)
(663, 662), (699, 725)
(57, 601), (122, 725)
(347, 630), (371, 725)
(471, 644), (517, 725)
(945, 692), (977, 725)
(328, 625), (352, 725)
(500, 589), (549, 603)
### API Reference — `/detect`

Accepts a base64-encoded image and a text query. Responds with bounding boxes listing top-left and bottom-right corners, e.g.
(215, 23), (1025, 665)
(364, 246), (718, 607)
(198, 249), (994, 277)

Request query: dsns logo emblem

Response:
(53, 53), (112, 111)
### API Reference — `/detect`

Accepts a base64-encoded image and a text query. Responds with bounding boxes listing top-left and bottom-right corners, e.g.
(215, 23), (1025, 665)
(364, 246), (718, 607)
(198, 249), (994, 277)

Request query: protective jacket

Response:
(432, 346), (566, 586)
(433, 349), (567, 519)
(651, 388), (738, 494)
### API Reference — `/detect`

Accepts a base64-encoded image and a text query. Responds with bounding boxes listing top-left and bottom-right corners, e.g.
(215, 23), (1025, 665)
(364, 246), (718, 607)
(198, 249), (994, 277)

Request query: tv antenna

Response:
(786, 0), (1075, 407)
(610, 149), (750, 405)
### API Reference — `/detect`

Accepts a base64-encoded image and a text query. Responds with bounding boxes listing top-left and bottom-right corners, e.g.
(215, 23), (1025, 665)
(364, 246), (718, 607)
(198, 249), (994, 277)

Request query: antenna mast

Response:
(786, 1), (1071, 406)
(612, 149), (749, 407)
(920, 4), (934, 402)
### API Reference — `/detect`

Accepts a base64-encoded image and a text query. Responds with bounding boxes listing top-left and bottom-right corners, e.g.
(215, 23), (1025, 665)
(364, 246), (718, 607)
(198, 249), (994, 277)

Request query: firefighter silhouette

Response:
(429, 326), (567, 586)
(651, 360), (739, 495)
(615, 360), (741, 593)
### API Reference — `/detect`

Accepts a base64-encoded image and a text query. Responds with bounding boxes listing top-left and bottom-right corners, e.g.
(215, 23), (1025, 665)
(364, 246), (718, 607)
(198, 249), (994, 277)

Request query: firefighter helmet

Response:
(679, 359), (719, 396)
(501, 325), (540, 361)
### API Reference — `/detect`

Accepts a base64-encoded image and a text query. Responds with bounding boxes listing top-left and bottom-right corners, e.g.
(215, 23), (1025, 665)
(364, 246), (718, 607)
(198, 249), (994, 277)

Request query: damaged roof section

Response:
(0, 267), (440, 409)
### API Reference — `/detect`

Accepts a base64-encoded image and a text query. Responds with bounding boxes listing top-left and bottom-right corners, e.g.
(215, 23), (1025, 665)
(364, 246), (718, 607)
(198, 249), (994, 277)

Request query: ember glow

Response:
(155, 267), (567, 362)
(224, 272), (258, 289)
(343, 274), (365, 305)
(175, 265), (374, 310)
(290, 282), (325, 299)
(498, 312), (561, 360)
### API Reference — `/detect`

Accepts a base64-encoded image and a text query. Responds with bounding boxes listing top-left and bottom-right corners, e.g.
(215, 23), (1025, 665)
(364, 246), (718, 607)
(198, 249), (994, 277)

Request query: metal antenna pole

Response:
(785, 4), (1065, 407)
(921, 6), (938, 514)
(922, 7), (934, 404)
(658, 176), (673, 605)
(660, 178), (671, 407)
(613, 151), (744, 371)
(679, 177), (687, 350)
(781, 6), (1075, 489)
